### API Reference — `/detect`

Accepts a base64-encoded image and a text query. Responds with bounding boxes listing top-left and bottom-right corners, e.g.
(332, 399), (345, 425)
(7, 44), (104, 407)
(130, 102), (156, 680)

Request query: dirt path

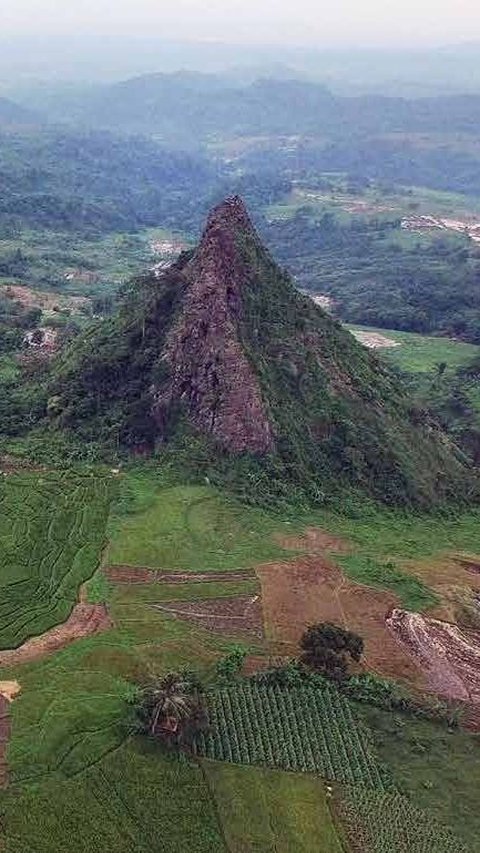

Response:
(0, 604), (112, 668)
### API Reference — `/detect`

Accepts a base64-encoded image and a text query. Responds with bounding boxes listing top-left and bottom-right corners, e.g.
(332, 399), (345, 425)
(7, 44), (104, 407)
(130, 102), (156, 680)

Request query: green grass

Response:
(203, 761), (344, 853)
(337, 555), (438, 611)
(2, 740), (226, 853)
(306, 503), (480, 562)
(0, 570), (263, 851)
(106, 474), (288, 571)
(348, 325), (480, 374)
(0, 470), (112, 648)
(3, 575), (262, 783)
(355, 704), (480, 850)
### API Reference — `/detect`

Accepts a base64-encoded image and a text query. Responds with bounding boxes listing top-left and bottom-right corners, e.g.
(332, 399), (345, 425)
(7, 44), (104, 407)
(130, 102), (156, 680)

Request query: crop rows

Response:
(194, 684), (387, 787)
(0, 471), (112, 649)
(338, 785), (473, 853)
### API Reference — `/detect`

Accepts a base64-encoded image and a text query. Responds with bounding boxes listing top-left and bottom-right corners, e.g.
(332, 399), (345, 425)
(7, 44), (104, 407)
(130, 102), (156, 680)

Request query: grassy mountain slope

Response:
(49, 197), (476, 509)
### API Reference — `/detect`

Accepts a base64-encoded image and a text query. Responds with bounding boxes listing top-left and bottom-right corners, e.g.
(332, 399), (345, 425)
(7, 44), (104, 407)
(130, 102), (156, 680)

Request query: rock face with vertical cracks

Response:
(153, 197), (273, 453)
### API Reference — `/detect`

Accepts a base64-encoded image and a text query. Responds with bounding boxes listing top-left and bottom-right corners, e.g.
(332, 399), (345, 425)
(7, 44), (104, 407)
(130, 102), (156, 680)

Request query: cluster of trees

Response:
(131, 624), (363, 748)
(131, 617), (459, 753)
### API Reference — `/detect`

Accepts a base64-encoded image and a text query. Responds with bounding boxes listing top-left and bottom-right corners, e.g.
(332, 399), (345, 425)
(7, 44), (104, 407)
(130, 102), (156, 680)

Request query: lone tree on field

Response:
(300, 623), (364, 682)
(134, 671), (208, 746)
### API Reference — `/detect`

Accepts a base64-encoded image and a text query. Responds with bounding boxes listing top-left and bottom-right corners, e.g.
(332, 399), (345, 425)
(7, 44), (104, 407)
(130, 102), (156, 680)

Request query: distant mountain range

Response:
(2, 37), (480, 97)
(11, 72), (480, 147)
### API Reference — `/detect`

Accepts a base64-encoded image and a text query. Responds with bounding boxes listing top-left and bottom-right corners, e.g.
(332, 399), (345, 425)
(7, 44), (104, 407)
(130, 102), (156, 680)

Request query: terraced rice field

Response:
(0, 471), (111, 649)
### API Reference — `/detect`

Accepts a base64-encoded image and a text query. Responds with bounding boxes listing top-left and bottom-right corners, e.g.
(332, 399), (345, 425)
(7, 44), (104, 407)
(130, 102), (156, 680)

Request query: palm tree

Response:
(135, 671), (207, 745)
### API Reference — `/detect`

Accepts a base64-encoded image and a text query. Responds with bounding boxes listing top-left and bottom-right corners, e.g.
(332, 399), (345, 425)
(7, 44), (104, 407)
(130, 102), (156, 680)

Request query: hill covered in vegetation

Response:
(48, 196), (476, 509)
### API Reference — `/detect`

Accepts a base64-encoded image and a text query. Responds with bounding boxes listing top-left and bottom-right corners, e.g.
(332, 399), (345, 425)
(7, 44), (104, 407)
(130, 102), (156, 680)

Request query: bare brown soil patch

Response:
(350, 329), (401, 350)
(0, 696), (9, 788)
(275, 527), (352, 554)
(0, 604), (112, 667)
(393, 553), (480, 622)
(0, 284), (90, 313)
(255, 557), (423, 685)
(105, 566), (256, 584)
(398, 553), (480, 593)
(386, 608), (480, 703)
(454, 555), (480, 575)
(153, 595), (263, 639)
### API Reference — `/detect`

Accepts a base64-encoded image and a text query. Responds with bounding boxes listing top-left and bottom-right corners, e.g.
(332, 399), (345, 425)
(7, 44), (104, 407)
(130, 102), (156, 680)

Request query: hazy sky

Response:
(2, 0), (480, 47)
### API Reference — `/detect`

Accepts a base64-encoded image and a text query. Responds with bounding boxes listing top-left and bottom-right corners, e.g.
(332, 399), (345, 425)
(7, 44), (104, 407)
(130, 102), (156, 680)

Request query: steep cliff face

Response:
(153, 197), (273, 453)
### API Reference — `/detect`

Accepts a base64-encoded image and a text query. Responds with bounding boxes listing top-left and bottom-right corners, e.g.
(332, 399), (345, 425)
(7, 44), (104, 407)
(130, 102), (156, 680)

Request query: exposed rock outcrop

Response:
(153, 197), (273, 453)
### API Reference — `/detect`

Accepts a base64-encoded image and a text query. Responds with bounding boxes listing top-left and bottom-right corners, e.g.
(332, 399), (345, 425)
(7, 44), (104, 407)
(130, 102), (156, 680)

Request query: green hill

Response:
(50, 196), (477, 508)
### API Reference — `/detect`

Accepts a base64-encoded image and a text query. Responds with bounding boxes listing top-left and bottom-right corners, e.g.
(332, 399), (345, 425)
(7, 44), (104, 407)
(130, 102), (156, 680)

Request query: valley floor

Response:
(0, 467), (480, 850)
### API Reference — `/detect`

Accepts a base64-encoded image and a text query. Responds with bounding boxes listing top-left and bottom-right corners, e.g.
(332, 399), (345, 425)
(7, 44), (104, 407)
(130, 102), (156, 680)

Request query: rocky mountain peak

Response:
(152, 197), (273, 454)
(204, 195), (255, 236)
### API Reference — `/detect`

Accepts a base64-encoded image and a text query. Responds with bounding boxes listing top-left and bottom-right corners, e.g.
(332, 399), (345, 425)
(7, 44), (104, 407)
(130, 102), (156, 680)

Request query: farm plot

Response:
(338, 785), (473, 853)
(2, 740), (226, 853)
(203, 761), (344, 853)
(0, 472), (111, 649)
(194, 684), (387, 787)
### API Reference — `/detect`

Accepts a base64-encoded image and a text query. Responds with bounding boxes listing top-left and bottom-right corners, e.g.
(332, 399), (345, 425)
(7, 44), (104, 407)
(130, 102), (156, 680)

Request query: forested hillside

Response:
(0, 129), (214, 234)
(262, 208), (480, 341)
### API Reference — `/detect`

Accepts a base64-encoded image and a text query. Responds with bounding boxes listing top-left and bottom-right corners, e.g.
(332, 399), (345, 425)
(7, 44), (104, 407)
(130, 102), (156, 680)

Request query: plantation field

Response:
(194, 684), (386, 787)
(339, 785), (471, 853)
(0, 225), (193, 301)
(266, 181), (480, 223)
(203, 761), (344, 853)
(0, 471), (111, 648)
(356, 705), (480, 851)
